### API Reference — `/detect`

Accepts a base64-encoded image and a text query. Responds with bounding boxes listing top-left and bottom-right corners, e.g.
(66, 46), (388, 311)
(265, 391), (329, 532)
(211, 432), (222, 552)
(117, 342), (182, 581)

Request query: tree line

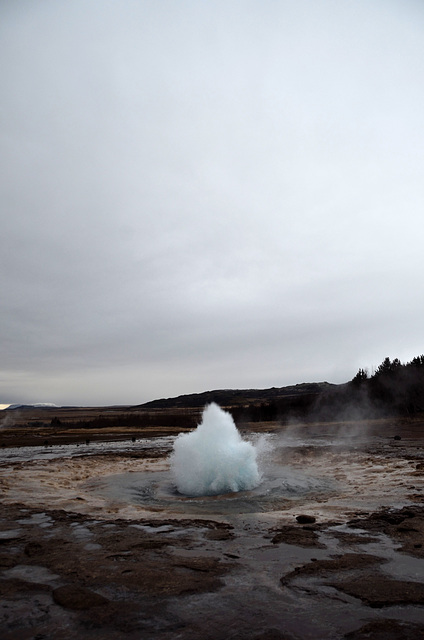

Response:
(345, 354), (424, 418)
(230, 354), (424, 424)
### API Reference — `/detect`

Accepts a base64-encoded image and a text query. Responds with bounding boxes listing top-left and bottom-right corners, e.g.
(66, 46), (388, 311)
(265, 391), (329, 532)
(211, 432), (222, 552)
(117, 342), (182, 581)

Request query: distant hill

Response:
(7, 403), (59, 410)
(136, 382), (336, 410)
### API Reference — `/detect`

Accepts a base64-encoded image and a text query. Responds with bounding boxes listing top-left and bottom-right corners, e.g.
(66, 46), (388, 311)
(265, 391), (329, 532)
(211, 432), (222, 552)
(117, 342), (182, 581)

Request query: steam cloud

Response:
(171, 403), (261, 496)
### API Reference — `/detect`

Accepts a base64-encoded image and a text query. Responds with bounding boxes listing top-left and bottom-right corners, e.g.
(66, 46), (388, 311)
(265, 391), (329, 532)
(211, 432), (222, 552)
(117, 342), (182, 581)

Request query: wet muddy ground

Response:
(1, 424), (424, 639)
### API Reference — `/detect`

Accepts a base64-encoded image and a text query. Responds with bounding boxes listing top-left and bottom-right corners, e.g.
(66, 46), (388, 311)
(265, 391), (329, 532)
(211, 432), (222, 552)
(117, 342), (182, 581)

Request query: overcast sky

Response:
(1, 0), (424, 406)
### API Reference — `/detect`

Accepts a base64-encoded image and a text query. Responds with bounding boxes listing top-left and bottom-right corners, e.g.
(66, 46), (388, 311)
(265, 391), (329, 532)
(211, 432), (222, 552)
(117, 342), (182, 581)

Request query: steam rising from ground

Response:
(171, 403), (261, 496)
(0, 412), (15, 429)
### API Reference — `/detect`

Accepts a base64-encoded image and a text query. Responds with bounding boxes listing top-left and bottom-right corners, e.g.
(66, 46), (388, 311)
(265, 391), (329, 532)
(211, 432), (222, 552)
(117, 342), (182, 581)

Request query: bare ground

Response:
(0, 415), (424, 639)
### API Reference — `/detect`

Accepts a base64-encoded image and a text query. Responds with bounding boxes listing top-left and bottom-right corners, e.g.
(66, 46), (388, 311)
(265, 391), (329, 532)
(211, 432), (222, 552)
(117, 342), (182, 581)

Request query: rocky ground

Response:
(0, 422), (424, 639)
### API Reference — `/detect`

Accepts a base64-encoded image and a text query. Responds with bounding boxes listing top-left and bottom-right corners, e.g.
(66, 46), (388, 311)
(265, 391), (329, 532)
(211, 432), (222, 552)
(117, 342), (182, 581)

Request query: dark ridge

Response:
(134, 382), (336, 409)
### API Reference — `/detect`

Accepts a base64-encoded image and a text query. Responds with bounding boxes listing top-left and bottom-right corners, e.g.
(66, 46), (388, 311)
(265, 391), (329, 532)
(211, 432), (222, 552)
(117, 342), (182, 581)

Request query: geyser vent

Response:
(170, 403), (261, 497)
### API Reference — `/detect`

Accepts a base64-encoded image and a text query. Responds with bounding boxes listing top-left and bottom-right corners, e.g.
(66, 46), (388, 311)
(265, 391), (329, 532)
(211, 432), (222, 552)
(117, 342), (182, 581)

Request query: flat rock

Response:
(53, 585), (109, 610)
(344, 619), (424, 639)
(281, 553), (384, 585)
(330, 575), (424, 607)
(271, 525), (325, 548)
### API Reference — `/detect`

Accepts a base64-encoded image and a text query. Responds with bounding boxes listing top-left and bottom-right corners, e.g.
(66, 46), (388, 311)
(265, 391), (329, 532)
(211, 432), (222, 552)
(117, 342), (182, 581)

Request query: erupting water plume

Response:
(171, 403), (261, 496)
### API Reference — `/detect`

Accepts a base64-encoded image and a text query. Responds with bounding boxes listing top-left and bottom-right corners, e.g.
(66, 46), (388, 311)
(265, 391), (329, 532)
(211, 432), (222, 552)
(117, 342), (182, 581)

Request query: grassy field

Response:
(1, 404), (424, 447)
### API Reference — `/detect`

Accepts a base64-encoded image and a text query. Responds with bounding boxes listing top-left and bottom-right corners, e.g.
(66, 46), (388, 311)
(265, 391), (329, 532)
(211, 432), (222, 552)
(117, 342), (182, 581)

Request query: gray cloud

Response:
(1, 0), (424, 405)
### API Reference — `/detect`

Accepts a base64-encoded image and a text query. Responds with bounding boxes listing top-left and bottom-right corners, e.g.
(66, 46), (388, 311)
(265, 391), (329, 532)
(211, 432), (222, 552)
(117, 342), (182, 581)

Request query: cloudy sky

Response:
(1, 0), (424, 406)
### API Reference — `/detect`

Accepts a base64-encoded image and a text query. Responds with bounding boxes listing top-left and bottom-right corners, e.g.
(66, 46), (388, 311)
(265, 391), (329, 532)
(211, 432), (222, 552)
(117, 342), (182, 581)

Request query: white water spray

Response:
(171, 403), (261, 496)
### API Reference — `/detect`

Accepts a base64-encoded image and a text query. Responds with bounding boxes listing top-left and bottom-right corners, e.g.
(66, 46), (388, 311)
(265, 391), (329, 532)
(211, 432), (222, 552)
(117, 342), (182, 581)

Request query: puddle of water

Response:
(0, 529), (23, 540)
(324, 523), (424, 583)
(129, 523), (175, 533)
(355, 537), (424, 583)
(70, 525), (92, 540)
(2, 564), (60, 585)
(84, 542), (102, 551)
(17, 512), (53, 527)
(382, 554), (424, 582)
(0, 437), (175, 465)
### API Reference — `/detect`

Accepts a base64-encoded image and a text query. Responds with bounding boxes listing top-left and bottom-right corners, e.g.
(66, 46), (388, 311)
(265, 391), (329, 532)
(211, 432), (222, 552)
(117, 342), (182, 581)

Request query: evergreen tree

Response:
(351, 368), (368, 385)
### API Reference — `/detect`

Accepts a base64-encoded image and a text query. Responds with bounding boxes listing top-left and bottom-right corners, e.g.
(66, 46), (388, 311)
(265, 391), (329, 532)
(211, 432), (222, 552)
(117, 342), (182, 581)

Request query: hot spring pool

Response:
(88, 464), (336, 515)
(85, 405), (337, 515)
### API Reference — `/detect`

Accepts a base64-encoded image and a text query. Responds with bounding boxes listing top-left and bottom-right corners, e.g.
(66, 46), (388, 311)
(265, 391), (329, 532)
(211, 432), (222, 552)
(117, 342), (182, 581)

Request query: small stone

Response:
(295, 515), (316, 524)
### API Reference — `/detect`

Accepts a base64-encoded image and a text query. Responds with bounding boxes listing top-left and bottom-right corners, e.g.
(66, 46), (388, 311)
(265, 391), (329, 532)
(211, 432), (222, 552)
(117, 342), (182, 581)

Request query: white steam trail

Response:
(171, 403), (261, 496)
(0, 412), (15, 429)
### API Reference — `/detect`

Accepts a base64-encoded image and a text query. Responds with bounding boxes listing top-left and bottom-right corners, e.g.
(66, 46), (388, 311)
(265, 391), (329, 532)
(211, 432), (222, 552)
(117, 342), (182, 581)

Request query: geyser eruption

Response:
(171, 403), (261, 496)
